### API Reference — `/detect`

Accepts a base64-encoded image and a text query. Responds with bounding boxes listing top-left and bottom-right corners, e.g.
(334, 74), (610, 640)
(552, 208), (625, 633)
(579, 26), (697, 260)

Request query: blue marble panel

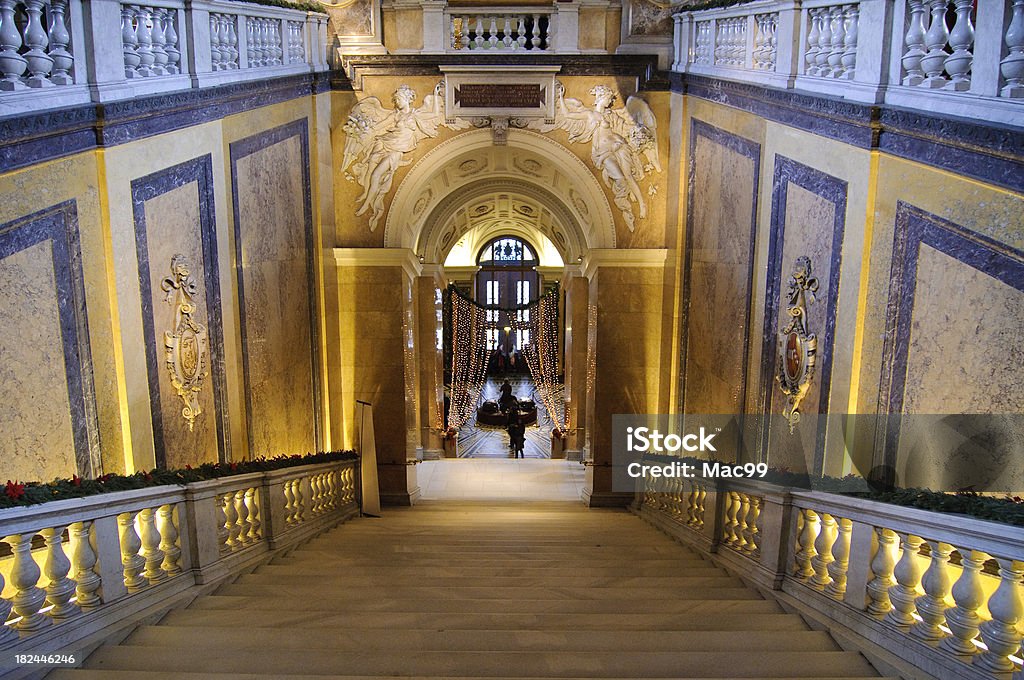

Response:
(679, 118), (761, 416)
(131, 155), (228, 467)
(877, 201), (1024, 472)
(0, 200), (100, 476)
(229, 118), (321, 455)
(760, 156), (848, 475)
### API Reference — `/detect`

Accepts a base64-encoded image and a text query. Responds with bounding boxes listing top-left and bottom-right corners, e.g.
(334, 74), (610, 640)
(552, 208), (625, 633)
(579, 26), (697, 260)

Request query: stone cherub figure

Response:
(532, 83), (661, 231)
(341, 82), (467, 231)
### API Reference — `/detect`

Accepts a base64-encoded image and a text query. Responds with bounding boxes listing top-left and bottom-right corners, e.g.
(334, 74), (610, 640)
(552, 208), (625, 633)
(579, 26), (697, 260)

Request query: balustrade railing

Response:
(0, 459), (358, 661)
(449, 10), (551, 52)
(0, 0), (329, 115)
(634, 468), (1024, 679)
(672, 0), (1023, 124)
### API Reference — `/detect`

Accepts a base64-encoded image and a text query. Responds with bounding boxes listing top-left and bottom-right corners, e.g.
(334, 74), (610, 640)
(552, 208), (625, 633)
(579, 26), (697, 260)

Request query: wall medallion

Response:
(776, 256), (818, 433)
(161, 254), (209, 431)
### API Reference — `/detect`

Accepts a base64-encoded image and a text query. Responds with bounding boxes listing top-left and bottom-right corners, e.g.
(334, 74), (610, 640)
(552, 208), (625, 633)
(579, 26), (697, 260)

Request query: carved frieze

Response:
(161, 254), (209, 432)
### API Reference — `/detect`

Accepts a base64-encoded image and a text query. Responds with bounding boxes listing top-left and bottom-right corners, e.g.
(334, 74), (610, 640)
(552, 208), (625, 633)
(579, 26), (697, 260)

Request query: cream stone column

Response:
(582, 249), (669, 507)
(331, 248), (421, 506)
(417, 265), (446, 459)
(563, 266), (588, 461)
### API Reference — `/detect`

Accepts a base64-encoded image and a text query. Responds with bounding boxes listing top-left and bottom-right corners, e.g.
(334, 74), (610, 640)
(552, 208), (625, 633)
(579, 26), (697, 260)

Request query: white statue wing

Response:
(417, 83), (471, 138)
(340, 96), (392, 178)
(624, 95), (661, 173)
(546, 96), (598, 143)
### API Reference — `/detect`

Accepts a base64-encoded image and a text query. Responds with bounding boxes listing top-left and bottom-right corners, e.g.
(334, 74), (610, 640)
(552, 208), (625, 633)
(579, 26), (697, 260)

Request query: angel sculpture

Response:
(532, 84), (661, 231)
(341, 82), (467, 231)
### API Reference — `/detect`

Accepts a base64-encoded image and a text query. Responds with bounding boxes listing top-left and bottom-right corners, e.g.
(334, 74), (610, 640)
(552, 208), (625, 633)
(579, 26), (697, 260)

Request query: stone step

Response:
(244, 568), (730, 585)
(125, 626), (841, 653)
(53, 672), (895, 680)
(263, 561), (711, 577)
(159, 605), (794, 631)
(82, 646), (880, 677)
(274, 554), (711, 567)
(223, 578), (747, 599)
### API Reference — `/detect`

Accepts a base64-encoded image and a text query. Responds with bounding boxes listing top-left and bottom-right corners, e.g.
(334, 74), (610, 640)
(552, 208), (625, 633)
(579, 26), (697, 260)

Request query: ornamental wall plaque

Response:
(776, 256), (819, 433)
(161, 254), (209, 431)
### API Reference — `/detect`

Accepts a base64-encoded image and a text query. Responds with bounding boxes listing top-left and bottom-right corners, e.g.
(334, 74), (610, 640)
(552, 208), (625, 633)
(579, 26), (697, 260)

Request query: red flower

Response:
(185, 464), (192, 470)
(229, 462), (239, 471)
(143, 472), (153, 482)
(71, 475), (82, 487)
(5, 480), (25, 500)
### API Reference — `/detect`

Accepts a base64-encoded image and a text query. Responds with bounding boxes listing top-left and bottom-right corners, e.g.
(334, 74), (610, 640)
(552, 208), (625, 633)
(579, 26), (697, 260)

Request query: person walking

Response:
(507, 410), (526, 459)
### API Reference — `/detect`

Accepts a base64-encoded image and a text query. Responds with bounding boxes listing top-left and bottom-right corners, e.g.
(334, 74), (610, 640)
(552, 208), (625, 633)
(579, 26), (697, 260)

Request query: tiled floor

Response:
(457, 377), (554, 459)
(417, 459), (586, 501)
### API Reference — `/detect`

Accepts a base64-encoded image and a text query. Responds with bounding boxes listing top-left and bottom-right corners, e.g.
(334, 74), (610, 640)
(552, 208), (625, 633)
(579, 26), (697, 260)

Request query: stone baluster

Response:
(47, 0), (73, 84)
(315, 474), (326, 513)
(487, 17), (498, 49)
(245, 18), (255, 67)
(245, 487), (261, 541)
(695, 485), (706, 528)
(294, 478), (306, 523)
(4, 533), (48, 631)
(902, 0), (928, 85)
(920, 0), (950, 88)
(826, 6), (846, 77)
(69, 521), (101, 608)
(157, 504), (182, 575)
(743, 496), (761, 554)
(976, 557), (1024, 673)
(150, 8), (168, 76)
(165, 9), (180, 73)
(137, 508), (166, 583)
(223, 491), (240, 549)
(722, 491), (739, 545)
(474, 17), (484, 50)
(733, 493), (750, 551)
(766, 14), (777, 70)
(867, 528), (899, 615)
(0, 565), (16, 643)
(22, 0), (53, 87)
(0, 0), (27, 89)
(234, 489), (250, 545)
(1002, 0), (1024, 97)
(210, 15), (223, 70)
(135, 5), (154, 77)
(824, 518), (852, 599)
(793, 508), (819, 578)
(256, 19), (267, 67)
(841, 5), (858, 79)
(502, 16), (512, 49)
(941, 549), (988, 655)
(911, 540), (953, 640)
(283, 478), (295, 523)
(815, 8), (833, 75)
(943, 0), (974, 90)
(121, 5), (141, 78)
(805, 9), (822, 76)
(753, 15), (766, 69)
(531, 14), (541, 50)
(226, 17), (238, 68)
(516, 17), (526, 49)
(118, 512), (147, 591)
(215, 492), (230, 551)
(40, 526), (79, 620)
(272, 21), (283, 64)
(810, 513), (838, 588)
(886, 533), (925, 627)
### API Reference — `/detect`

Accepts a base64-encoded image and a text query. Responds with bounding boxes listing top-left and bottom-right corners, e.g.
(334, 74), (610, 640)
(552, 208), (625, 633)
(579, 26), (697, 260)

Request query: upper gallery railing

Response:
(672, 0), (1024, 126)
(634, 470), (1024, 680)
(0, 0), (329, 116)
(0, 459), (358, 672)
(448, 8), (552, 52)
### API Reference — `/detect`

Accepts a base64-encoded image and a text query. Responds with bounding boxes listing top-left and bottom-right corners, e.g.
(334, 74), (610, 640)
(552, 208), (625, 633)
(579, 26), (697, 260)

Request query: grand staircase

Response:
(50, 501), (888, 680)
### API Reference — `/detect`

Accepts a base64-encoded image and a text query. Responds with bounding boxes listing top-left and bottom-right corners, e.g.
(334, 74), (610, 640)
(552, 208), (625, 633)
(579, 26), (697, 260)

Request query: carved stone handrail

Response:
(634, 472), (1024, 680)
(0, 458), (359, 669)
(672, 0), (1024, 126)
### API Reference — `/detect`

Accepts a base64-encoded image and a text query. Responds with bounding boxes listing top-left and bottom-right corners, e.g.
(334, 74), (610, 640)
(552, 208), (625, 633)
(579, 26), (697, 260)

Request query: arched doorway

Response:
(475, 235), (540, 356)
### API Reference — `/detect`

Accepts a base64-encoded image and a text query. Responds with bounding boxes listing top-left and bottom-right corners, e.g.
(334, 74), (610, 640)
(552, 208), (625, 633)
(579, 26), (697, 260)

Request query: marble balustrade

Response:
(634, 472), (1024, 680)
(0, 0), (328, 114)
(672, 0), (1023, 124)
(449, 10), (552, 52)
(0, 459), (358, 655)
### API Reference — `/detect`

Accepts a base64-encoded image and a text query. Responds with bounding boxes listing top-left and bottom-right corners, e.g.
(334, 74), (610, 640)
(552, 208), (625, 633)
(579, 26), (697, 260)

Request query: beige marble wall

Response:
(564, 274), (589, 454)
(683, 130), (758, 417)
(235, 136), (316, 456)
(0, 241), (78, 482)
(416, 270), (445, 455)
(143, 183), (219, 468)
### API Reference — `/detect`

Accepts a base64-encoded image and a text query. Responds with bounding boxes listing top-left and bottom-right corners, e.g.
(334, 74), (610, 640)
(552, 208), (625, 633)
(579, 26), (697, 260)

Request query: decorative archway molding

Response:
(383, 128), (616, 261)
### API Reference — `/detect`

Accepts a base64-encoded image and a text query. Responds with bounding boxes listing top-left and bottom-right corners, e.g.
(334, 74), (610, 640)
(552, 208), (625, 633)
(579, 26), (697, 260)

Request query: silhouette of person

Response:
(507, 410), (526, 459)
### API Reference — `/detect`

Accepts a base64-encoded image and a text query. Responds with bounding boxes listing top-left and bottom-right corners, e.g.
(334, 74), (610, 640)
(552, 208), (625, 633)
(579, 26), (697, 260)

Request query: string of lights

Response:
(513, 290), (568, 433)
(446, 289), (492, 431)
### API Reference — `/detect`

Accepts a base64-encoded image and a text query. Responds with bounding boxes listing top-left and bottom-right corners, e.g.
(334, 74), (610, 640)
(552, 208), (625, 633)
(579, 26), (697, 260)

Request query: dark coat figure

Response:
(507, 411), (526, 458)
(498, 380), (515, 411)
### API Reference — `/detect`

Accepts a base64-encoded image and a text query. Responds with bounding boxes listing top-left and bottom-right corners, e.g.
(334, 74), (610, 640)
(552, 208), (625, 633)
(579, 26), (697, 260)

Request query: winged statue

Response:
(530, 83), (661, 231)
(341, 82), (468, 231)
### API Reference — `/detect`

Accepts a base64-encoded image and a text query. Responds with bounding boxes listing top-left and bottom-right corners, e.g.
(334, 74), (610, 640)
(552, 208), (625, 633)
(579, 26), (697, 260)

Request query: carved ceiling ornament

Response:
(161, 254), (209, 432)
(776, 256), (819, 434)
(529, 82), (662, 232)
(340, 81), (470, 232)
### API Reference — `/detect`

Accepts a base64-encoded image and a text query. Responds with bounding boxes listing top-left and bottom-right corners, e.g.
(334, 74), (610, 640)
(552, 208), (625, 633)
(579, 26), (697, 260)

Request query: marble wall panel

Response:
(132, 157), (228, 469)
(877, 202), (1024, 491)
(680, 120), (760, 421)
(761, 157), (847, 475)
(0, 201), (99, 480)
(231, 120), (319, 457)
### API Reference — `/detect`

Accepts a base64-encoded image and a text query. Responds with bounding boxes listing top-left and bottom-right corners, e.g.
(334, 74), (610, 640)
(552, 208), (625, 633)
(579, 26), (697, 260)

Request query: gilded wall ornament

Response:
(529, 83), (661, 231)
(161, 254), (209, 431)
(776, 256), (818, 433)
(340, 82), (469, 232)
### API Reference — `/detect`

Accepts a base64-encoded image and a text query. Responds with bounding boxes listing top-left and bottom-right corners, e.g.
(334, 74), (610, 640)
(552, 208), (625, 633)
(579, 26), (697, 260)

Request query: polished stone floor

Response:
(458, 376), (554, 458)
(418, 459), (586, 501)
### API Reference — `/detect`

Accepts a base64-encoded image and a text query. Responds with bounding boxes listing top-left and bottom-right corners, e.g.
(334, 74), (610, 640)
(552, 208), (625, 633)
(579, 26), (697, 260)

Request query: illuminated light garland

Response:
(513, 289), (568, 433)
(446, 289), (492, 431)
